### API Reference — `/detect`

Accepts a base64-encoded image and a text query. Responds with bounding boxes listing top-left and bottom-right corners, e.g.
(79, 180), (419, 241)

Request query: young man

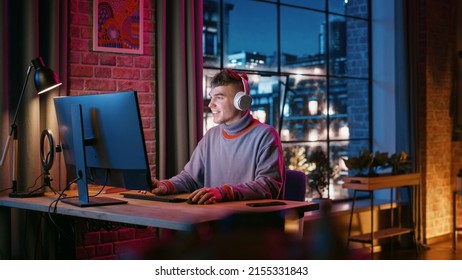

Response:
(151, 69), (285, 204)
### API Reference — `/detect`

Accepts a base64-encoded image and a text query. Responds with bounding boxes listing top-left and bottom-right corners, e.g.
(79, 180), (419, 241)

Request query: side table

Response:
(343, 173), (420, 258)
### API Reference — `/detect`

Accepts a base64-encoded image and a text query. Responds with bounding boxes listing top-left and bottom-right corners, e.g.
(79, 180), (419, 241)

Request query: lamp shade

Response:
(32, 57), (62, 94)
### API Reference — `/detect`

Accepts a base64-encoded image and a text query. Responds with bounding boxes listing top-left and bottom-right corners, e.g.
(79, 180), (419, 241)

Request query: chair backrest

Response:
(284, 169), (307, 201)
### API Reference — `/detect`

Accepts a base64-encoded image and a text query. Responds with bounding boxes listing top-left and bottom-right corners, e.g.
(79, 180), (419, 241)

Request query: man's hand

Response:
(188, 187), (223, 204)
(150, 178), (168, 195)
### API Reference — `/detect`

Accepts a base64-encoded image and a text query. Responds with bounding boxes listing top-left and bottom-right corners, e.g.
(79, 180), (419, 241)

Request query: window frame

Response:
(202, 0), (372, 201)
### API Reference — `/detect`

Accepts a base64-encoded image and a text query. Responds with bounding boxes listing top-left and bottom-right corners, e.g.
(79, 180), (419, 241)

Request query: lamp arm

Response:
(1, 65), (32, 167)
(10, 65), (33, 129)
(0, 134), (13, 166)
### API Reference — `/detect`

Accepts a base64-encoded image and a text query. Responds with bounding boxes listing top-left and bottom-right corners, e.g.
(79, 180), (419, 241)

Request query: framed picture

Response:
(93, 0), (143, 54)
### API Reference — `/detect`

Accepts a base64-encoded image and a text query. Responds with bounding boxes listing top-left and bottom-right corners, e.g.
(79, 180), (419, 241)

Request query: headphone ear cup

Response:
(234, 91), (252, 111)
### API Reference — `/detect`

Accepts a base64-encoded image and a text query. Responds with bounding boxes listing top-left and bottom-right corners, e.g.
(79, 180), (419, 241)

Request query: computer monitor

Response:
(53, 91), (152, 207)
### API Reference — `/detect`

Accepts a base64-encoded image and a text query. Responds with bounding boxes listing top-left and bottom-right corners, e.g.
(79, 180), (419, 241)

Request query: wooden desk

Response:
(0, 191), (318, 259)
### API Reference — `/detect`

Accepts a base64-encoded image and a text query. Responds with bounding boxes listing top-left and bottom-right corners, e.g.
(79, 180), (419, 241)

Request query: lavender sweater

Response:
(160, 111), (285, 201)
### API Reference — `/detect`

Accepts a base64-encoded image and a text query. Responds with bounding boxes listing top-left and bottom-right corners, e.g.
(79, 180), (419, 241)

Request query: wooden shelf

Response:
(343, 173), (420, 191)
(349, 227), (414, 243)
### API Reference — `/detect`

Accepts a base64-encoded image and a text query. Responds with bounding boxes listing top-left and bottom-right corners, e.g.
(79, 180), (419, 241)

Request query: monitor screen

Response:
(53, 91), (152, 207)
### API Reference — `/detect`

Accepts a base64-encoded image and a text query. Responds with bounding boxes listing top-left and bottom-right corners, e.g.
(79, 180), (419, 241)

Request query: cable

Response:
(89, 169), (110, 198)
(0, 187), (12, 193)
(23, 173), (46, 195)
(48, 177), (79, 215)
(46, 176), (91, 259)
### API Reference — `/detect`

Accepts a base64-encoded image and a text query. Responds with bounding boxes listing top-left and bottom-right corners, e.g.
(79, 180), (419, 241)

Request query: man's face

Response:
(208, 84), (243, 125)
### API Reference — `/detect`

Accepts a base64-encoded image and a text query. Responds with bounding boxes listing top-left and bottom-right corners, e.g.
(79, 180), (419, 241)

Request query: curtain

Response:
(0, 0), (67, 259)
(405, 0), (426, 245)
(0, 0), (67, 193)
(156, 0), (204, 179)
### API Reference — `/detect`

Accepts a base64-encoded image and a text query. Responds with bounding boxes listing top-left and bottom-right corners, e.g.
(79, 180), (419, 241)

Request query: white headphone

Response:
(234, 75), (252, 111)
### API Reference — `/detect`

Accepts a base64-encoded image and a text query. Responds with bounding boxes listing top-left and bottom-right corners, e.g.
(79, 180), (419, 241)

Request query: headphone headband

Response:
(240, 75), (249, 95)
(234, 74), (252, 111)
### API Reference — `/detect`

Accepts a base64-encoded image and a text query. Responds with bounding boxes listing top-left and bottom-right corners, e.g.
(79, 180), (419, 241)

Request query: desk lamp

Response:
(0, 57), (62, 197)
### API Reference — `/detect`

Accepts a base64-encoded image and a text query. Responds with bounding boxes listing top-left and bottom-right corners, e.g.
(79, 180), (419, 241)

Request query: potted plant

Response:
(306, 148), (334, 212)
(342, 149), (374, 176)
(306, 148), (333, 198)
(284, 146), (335, 210)
(343, 149), (411, 177)
(342, 149), (418, 191)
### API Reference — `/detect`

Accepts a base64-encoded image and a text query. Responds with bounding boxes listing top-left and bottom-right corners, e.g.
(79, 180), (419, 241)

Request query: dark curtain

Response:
(405, 0), (426, 244)
(453, 2), (462, 141)
(156, 0), (204, 179)
(1, 0), (67, 193)
(0, 0), (67, 259)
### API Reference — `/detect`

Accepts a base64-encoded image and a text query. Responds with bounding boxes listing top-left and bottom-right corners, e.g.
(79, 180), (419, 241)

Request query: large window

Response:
(203, 0), (371, 200)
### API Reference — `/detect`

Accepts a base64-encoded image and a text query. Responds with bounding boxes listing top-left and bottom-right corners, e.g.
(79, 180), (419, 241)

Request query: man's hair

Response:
(211, 68), (248, 92)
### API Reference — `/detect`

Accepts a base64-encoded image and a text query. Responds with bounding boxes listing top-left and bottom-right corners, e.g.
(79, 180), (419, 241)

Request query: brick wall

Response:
(69, 0), (159, 259)
(69, 0), (156, 177)
(420, 0), (460, 241)
(76, 226), (159, 260)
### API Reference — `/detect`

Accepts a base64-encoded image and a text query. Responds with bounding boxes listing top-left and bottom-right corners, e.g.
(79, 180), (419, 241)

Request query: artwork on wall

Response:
(93, 0), (143, 54)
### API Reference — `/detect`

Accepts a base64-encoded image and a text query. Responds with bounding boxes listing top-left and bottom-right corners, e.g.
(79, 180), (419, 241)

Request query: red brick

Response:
(101, 230), (119, 243)
(95, 67), (112, 78)
(84, 79), (117, 91)
(139, 105), (154, 117)
(78, 0), (92, 14)
(82, 231), (101, 245)
(81, 26), (92, 39)
(113, 239), (140, 255)
(69, 78), (85, 90)
(71, 13), (91, 26)
(70, 26), (81, 38)
(96, 243), (114, 257)
(76, 245), (96, 259)
(118, 228), (136, 241)
(137, 92), (154, 104)
(100, 54), (117, 66)
(81, 53), (98, 65)
(69, 53), (81, 63)
(117, 56), (134, 67)
(69, 65), (93, 77)
(141, 69), (154, 80)
(69, 38), (90, 51)
(143, 129), (155, 141)
(113, 68), (140, 79)
(135, 57), (151, 68)
(117, 80), (150, 92)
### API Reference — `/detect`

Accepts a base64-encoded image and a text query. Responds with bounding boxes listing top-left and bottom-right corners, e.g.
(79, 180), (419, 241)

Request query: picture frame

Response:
(93, 0), (143, 54)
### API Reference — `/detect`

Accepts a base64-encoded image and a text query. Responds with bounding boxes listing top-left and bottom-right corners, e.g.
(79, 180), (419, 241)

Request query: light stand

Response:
(0, 57), (62, 198)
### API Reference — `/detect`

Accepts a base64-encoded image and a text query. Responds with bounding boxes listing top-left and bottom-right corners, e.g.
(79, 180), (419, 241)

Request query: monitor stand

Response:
(61, 196), (127, 207)
(61, 104), (127, 207)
